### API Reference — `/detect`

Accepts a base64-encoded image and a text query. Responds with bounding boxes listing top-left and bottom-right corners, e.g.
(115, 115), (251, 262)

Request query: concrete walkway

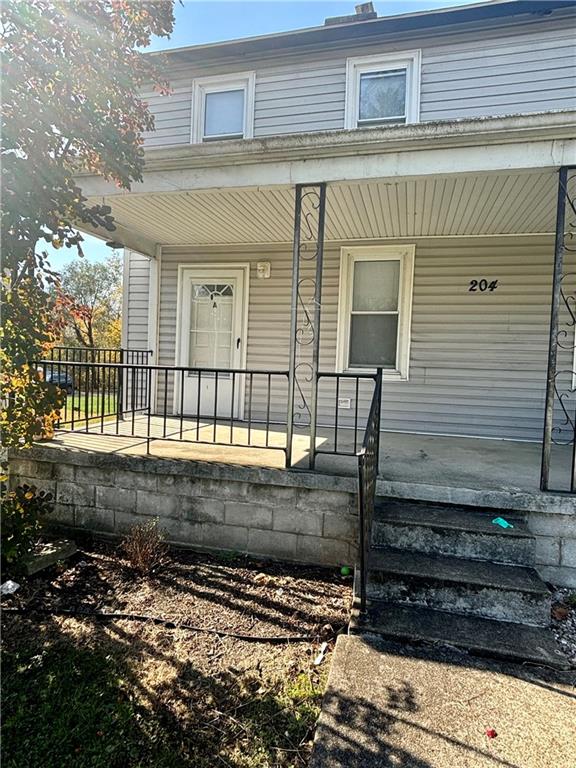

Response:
(311, 635), (576, 768)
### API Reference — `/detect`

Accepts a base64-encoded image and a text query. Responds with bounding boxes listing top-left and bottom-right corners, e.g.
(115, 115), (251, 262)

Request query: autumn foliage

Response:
(1, 0), (174, 447)
(1, 1), (174, 564)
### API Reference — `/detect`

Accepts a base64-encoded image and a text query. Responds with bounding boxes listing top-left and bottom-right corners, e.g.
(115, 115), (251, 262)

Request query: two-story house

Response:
(82, 0), (575, 482)
(37, 0), (576, 620)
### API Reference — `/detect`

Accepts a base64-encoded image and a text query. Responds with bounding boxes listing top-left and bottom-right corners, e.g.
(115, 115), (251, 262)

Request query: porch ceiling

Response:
(92, 171), (559, 249)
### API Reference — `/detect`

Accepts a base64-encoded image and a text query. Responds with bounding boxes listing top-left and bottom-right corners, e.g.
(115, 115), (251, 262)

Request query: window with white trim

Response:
(191, 73), (255, 143)
(337, 246), (415, 379)
(345, 51), (421, 129)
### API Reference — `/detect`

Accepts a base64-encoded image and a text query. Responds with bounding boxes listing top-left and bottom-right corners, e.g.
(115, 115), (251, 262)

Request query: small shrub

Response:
(1, 473), (54, 567)
(122, 519), (168, 575)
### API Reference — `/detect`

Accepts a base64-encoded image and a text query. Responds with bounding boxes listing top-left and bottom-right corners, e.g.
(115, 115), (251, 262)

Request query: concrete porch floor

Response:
(46, 415), (574, 498)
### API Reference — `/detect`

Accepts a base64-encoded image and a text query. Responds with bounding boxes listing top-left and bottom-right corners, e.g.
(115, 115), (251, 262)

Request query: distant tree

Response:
(59, 254), (123, 349)
(1, 0), (174, 448)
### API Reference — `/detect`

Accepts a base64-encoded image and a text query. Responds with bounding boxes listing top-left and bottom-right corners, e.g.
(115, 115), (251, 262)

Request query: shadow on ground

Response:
(309, 635), (576, 768)
(1, 546), (353, 768)
(2, 611), (320, 768)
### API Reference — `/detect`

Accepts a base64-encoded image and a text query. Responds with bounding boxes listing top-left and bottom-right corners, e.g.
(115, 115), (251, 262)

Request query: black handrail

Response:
(314, 370), (381, 462)
(46, 346), (153, 364)
(357, 368), (382, 613)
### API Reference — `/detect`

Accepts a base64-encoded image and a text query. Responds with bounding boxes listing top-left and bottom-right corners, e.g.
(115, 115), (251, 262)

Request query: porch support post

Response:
(286, 182), (327, 469)
(541, 165), (576, 492)
(286, 186), (302, 468)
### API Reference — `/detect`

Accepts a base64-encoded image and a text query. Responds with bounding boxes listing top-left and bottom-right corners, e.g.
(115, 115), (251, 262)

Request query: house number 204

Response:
(469, 279), (498, 292)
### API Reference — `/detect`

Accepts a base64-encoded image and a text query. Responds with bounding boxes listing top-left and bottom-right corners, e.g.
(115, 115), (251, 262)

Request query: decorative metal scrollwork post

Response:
(286, 183), (327, 468)
(541, 165), (576, 492)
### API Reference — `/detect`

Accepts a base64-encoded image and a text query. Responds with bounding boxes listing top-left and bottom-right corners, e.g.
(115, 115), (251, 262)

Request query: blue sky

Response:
(58, 0), (477, 271)
(149, 0), (477, 51)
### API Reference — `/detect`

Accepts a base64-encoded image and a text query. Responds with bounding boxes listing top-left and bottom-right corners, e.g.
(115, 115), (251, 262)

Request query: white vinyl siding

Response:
(150, 235), (566, 442)
(141, 78), (192, 148)
(143, 13), (576, 147)
(254, 63), (346, 136)
(124, 250), (151, 351)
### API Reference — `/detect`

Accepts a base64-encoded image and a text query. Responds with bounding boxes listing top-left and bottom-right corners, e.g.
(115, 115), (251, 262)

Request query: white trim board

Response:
(147, 245), (161, 361)
(80, 138), (576, 197)
(121, 248), (130, 350)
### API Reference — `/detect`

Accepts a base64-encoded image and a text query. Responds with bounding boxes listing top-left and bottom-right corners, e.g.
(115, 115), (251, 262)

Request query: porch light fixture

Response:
(256, 261), (271, 279)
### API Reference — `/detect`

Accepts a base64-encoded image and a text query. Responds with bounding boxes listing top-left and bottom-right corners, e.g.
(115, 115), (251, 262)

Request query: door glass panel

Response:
(188, 282), (235, 371)
(352, 260), (400, 311)
(359, 69), (406, 123)
(349, 314), (398, 368)
(204, 89), (244, 138)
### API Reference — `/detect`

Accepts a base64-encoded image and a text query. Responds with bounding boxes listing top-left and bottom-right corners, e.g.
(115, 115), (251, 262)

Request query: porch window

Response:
(345, 51), (421, 129)
(191, 73), (255, 143)
(337, 246), (415, 379)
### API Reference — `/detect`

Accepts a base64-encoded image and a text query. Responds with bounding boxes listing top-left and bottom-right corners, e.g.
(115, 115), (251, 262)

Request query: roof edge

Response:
(147, 1), (575, 63)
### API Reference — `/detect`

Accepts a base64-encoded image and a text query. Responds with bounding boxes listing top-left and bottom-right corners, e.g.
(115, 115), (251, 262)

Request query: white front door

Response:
(177, 267), (247, 418)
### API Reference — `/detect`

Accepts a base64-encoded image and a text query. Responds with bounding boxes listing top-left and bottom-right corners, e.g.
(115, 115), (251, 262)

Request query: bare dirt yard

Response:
(1, 540), (352, 768)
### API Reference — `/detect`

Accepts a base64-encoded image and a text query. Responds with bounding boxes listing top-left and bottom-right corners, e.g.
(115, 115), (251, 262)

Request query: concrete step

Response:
(350, 601), (570, 669)
(372, 498), (535, 565)
(367, 548), (551, 626)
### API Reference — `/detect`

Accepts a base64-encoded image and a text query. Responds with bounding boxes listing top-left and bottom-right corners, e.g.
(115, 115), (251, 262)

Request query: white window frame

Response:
(191, 72), (255, 144)
(336, 245), (415, 380)
(344, 51), (421, 130)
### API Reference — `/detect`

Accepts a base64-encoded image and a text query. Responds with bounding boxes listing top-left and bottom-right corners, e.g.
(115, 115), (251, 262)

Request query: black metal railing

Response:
(356, 368), (383, 613)
(36, 357), (383, 473)
(38, 360), (291, 460)
(541, 165), (576, 493)
(314, 370), (382, 466)
(43, 347), (152, 415)
(46, 346), (152, 366)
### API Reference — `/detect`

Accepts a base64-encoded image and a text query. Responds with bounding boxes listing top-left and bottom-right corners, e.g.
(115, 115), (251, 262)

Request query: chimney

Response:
(324, 2), (377, 26)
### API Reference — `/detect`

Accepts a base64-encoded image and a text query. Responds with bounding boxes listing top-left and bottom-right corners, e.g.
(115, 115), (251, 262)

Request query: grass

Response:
(1, 632), (326, 768)
(59, 393), (119, 423)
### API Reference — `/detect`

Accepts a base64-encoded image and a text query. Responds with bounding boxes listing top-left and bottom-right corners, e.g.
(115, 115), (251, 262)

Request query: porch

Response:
(76, 129), (576, 495)
(37, 122), (575, 592)
(43, 414), (572, 501)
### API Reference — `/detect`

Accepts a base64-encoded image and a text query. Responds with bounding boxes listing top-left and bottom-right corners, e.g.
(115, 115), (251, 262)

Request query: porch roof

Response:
(84, 169), (563, 257)
(77, 112), (575, 256)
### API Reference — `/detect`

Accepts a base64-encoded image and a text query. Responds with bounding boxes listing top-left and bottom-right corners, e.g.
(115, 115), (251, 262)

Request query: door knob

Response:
(236, 338), (241, 349)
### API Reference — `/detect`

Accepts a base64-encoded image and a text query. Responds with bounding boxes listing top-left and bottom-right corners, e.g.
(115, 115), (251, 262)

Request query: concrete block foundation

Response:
(8, 446), (358, 568)
(7, 445), (576, 586)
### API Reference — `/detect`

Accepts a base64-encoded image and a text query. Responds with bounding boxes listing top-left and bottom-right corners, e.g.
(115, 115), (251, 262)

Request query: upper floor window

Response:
(345, 51), (421, 129)
(191, 73), (255, 143)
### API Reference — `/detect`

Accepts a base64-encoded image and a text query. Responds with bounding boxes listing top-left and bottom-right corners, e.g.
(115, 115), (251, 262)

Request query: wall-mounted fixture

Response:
(256, 261), (271, 279)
